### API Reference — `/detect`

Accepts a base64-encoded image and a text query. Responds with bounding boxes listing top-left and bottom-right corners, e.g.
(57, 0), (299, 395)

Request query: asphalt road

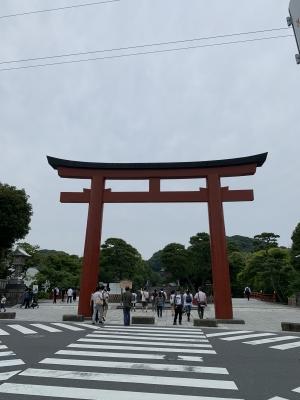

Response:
(0, 321), (300, 400)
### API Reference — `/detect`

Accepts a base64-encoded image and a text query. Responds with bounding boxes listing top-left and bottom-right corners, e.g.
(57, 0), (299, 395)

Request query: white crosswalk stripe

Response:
(7, 324), (38, 334)
(243, 336), (299, 345)
(30, 323), (62, 333)
(86, 333), (208, 342)
(91, 330), (204, 338)
(270, 341), (300, 350)
(0, 324), (243, 399)
(221, 333), (276, 341)
(77, 337), (212, 348)
(0, 328), (9, 336)
(206, 330), (253, 337)
(52, 323), (85, 331)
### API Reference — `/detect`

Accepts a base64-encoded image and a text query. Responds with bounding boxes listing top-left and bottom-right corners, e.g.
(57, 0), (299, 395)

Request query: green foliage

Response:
(237, 247), (291, 302)
(161, 242), (190, 287)
(0, 183), (32, 265)
(34, 251), (81, 289)
(100, 238), (152, 288)
(253, 232), (279, 251)
(146, 250), (163, 273)
(228, 251), (247, 296)
(187, 232), (211, 288)
(227, 235), (255, 252)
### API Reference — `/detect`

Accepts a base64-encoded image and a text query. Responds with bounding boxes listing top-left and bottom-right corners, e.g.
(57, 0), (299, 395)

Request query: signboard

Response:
(289, 0), (300, 61)
(32, 285), (39, 294)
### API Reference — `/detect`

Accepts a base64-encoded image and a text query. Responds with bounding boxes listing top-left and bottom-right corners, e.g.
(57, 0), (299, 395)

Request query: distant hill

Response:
(227, 235), (255, 252)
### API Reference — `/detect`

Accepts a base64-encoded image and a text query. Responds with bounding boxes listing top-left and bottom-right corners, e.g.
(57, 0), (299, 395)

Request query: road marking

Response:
(0, 359), (25, 368)
(90, 330), (204, 339)
(56, 350), (166, 360)
(243, 335), (299, 345)
(270, 341), (300, 350)
(267, 397), (290, 399)
(52, 323), (84, 331)
(73, 323), (103, 330)
(102, 326), (203, 334)
(21, 368), (237, 390)
(221, 333), (275, 341)
(7, 325), (37, 334)
(0, 383), (245, 400)
(178, 355), (204, 362)
(40, 357), (228, 374)
(0, 351), (15, 357)
(77, 338), (212, 348)
(0, 370), (21, 380)
(30, 324), (62, 333)
(293, 386), (300, 393)
(68, 343), (216, 354)
(0, 329), (9, 336)
(86, 333), (208, 342)
(206, 331), (253, 337)
(0, 345), (8, 350)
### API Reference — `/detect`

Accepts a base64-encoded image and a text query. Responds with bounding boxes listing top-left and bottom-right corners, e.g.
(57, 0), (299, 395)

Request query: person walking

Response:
(183, 289), (193, 322)
(173, 289), (184, 325)
(131, 290), (137, 311)
(155, 291), (164, 318)
(0, 294), (7, 312)
(244, 286), (251, 301)
(141, 288), (149, 312)
(67, 288), (73, 303)
(151, 289), (157, 311)
(72, 288), (77, 302)
(122, 286), (132, 326)
(170, 290), (175, 317)
(61, 288), (65, 302)
(102, 288), (109, 321)
(24, 289), (31, 309)
(90, 286), (104, 325)
(53, 287), (59, 304)
(194, 287), (207, 319)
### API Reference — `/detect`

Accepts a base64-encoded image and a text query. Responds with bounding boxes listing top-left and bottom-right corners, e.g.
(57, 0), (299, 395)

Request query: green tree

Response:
(34, 251), (81, 289)
(253, 232), (279, 251)
(0, 183), (32, 270)
(289, 222), (300, 293)
(238, 247), (291, 302)
(187, 232), (212, 289)
(161, 242), (190, 287)
(100, 238), (145, 285)
(228, 250), (246, 296)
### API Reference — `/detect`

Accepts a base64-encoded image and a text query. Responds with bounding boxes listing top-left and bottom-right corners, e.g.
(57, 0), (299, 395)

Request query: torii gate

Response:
(48, 153), (267, 319)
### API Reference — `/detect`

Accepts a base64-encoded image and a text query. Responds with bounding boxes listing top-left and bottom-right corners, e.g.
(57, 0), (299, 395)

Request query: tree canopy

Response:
(0, 183), (32, 260)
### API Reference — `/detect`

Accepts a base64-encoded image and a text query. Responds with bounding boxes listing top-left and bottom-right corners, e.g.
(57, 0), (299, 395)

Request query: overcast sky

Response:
(1, 0), (299, 259)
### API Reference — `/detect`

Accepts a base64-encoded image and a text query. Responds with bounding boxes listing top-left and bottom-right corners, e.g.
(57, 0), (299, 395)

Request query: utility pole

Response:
(287, 0), (300, 64)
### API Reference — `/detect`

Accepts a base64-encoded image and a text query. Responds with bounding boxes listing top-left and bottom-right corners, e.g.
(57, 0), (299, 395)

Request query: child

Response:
(0, 294), (7, 312)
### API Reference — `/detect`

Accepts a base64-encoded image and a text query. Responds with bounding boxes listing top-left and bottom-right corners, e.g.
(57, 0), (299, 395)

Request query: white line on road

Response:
(0, 370), (22, 380)
(40, 357), (228, 374)
(86, 333), (208, 342)
(0, 345), (8, 350)
(52, 323), (84, 331)
(270, 341), (300, 350)
(267, 397), (290, 399)
(77, 338), (212, 348)
(0, 359), (25, 368)
(221, 333), (276, 341)
(243, 336), (299, 345)
(206, 331), (253, 337)
(0, 383), (245, 400)
(89, 330), (204, 339)
(68, 343), (216, 354)
(0, 351), (15, 357)
(30, 324), (62, 333)
(0, 329), (9, 336)
(102, 326), (203, 334)
(56, 350), (166, 360)
(7, 325), (37, 334)
(21, 368), (238, 390)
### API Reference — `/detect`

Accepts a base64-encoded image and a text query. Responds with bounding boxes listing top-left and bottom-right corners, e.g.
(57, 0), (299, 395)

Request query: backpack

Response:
(95, 295), (103, 305)
(186, 293), (192, 303)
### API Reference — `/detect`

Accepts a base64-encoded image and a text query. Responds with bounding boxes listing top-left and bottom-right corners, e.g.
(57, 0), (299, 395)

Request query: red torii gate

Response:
(48, 153), (267, 319)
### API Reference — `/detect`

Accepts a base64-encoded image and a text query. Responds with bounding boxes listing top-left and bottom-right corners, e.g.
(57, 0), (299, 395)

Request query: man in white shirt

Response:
(90, 285), (104, 325)
(194, 287), (207, 319)
(67, 288), (73, 303)
(141, 288), (149, 312)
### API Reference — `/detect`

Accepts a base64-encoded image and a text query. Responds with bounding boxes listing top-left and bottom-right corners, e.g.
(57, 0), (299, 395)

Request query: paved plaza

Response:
(7, 298), (300, 332)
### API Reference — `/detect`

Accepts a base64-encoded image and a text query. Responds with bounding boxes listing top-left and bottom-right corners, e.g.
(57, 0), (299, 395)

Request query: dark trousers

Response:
(123, 307), (131, 326)
(173, 305), (183, 324)
(198, 304), (205, 319)
(157, 305), (163, 317)
(67, 296), (72, 303)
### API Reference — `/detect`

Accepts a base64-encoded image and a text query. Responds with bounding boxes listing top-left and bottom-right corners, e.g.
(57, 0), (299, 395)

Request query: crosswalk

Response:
(0, 322), (91, 336)
(267, 385), (300, 399)
(0, 324), (244, 399)
(205, 329), (300, 351)
(0, 339), (25, 382)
